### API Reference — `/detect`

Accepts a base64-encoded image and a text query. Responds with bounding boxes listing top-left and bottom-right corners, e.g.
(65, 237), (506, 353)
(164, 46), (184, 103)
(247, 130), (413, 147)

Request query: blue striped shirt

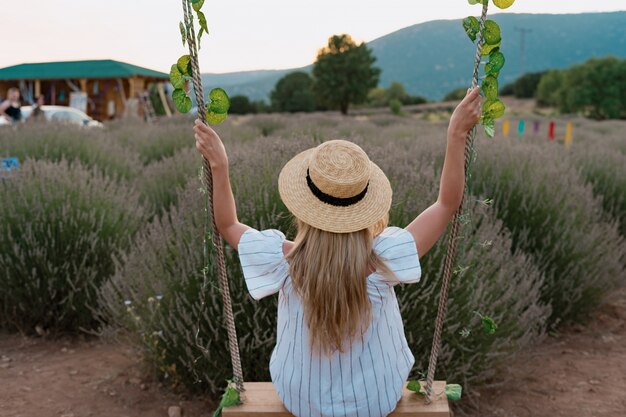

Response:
(238, 226), (421, 417)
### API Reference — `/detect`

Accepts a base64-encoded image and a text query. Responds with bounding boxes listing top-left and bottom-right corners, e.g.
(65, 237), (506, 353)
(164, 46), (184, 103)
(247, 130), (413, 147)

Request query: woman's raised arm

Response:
(405, 87), (482, 257)
(194, 119), (250, 249)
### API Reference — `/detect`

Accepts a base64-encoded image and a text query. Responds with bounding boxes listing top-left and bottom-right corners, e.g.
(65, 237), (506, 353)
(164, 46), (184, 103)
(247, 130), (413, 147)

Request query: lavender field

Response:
(1, 113), (625, 401)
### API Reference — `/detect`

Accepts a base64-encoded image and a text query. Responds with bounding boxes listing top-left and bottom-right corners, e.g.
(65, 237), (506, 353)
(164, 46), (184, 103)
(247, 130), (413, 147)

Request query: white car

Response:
(20, 105), (103, 128)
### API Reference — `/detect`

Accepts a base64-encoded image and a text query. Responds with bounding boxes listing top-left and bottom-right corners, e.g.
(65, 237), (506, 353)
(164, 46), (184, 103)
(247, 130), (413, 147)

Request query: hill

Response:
(201, 12), (626, 101)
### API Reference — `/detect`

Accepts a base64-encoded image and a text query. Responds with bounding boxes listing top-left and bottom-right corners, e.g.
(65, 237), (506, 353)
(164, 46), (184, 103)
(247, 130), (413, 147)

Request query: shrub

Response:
(229, 95), (257, 115)
(0, 123), (140, 180)
(471, 141), (626, 326)
(108, 118), (194, 165)
(0, 159), (145, 333)
(389, 99), (403, 116)
(137, 147), (202, 217)
(573, 146), (626, 237)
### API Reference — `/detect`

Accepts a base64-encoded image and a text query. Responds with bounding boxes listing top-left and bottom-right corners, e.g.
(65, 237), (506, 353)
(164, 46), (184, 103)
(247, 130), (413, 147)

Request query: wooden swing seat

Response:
(223, 381), (450, 417)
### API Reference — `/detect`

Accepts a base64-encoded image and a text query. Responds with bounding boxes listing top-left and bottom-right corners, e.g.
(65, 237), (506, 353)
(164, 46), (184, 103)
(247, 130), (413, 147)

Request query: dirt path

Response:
(465, 288), (626, 417)
(1, 289), (625, 417)
(0, 336), (211, 417)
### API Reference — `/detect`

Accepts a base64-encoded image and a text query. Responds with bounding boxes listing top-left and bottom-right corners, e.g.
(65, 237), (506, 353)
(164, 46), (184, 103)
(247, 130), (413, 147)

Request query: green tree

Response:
(270, 72), (316, 113)
(501, 71), (547, 98)
(229, 95), (257, 114)
(386, 81), (409, 103)
(536, 70), (564, 107)
(559, 57), (625, 120)
(313, 34), (380, 115)
(443, 87), (468, 102)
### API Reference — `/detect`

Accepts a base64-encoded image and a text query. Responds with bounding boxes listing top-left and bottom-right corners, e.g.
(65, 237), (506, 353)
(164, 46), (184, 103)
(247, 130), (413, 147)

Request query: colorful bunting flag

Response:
(548, 121), (555, 141)
(565, 122), (573, 148)
(503, 120), (510, 137)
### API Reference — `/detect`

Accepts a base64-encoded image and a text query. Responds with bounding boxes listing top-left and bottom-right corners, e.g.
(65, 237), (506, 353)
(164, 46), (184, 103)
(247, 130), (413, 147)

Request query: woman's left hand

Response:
(194, 119), (228, 169)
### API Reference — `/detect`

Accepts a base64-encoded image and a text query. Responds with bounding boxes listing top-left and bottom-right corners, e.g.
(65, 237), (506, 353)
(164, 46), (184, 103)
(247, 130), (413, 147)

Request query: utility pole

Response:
(515, 27), (532, 77)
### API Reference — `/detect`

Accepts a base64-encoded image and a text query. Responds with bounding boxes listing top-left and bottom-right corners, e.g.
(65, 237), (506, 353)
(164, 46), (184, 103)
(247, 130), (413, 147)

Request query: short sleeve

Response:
(372, 226), (421, 286)
(237, 228), (289, 300)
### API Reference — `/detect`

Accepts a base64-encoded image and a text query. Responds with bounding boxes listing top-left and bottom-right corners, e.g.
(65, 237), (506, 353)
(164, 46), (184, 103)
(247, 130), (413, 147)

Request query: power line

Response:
(514, 27), (532, 77)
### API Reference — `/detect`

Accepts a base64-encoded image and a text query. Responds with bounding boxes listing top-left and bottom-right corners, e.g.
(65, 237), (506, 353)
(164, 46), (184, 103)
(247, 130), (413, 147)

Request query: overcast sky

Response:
(3, 0), (625, 73)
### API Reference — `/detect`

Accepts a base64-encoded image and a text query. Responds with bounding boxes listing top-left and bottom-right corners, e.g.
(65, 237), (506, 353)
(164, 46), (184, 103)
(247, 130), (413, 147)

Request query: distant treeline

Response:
(499, 56), (624, 120)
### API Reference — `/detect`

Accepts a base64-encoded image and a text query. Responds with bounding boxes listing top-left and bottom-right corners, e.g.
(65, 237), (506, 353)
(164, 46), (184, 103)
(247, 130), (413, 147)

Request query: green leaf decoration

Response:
(173, 88), (192, 113)
(483, 99), (506, 119)
(481, 75), (498, 100)
(206, 110), (228, 125)
(481, 41), (500, 57)
(462, 16), (480, 42)
(197, 11), (209, 36)
(483, 20), (502, 45)
(192, 0), (204, 12)
(406, 380), (421, 392)
(177, 55), (191, 76)
(483, 117), (495, 138)
(198, 27), (204, 44)
(406, 380), (426, 396)
(211, 381), (241, 417)
(220, 384), (241, 407)
(493, 0), (515, 9)
(169, 64), (185, 89)
(179, 21), (186, 46)
(480, 315), (498, 334)
(445, 384), (463, 401)
(208, 88), (231, 114)
(468, 0), (487, 4)
(485, 51), (505, 75)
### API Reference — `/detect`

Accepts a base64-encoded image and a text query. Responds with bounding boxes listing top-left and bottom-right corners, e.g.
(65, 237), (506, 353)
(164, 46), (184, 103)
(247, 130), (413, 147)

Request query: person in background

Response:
(0, 87), (22, 123)
(30, 95), (45, 121)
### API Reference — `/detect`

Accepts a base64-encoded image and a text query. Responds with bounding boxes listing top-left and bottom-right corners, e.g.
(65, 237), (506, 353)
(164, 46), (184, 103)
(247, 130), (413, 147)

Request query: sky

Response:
(3, 0), (625, 74)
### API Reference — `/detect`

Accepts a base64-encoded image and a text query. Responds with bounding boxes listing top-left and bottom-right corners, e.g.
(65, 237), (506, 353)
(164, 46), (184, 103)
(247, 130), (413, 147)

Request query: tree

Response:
(270, 72), (316, 113)
(229, 95), (257, 114)
(313, 34), (380, 115)
(559, 57), (625, 120)
(500, 71), (547, 98)
(443, 87), (468, 102)
(536, 70), (564, 107)
(386, 81), (409, 103)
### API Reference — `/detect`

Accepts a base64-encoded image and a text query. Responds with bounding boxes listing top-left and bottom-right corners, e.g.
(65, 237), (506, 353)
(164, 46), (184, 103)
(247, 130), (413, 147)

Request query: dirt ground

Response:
(1, 289), (625, 417)
(465, 287), (626, 417)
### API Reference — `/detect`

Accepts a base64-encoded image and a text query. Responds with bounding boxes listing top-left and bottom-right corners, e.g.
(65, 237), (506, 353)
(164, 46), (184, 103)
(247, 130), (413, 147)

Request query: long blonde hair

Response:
(286, 216), (394, 355)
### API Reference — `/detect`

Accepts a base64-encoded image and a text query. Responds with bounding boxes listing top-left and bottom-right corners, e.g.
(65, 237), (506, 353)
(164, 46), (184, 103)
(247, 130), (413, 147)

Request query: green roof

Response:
(0, 59), (168, 81)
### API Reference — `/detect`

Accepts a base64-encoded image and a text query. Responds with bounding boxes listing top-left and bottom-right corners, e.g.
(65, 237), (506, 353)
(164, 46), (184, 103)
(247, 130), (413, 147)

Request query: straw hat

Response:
(278, 140), (392, 233)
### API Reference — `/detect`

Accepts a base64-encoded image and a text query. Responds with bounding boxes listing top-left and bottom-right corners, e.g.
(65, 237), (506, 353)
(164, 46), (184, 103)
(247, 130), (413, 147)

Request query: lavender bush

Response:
(0, 159), (145, 332)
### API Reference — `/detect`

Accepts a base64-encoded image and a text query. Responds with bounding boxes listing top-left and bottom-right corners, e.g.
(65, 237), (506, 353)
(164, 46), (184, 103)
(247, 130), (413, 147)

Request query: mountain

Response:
(201, 12), (626, 101)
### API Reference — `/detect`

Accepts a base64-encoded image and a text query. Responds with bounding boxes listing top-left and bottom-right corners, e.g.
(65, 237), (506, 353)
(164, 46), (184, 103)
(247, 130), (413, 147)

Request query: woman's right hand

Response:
(448, 86), (482, 138)
(194, 119), (228, 169)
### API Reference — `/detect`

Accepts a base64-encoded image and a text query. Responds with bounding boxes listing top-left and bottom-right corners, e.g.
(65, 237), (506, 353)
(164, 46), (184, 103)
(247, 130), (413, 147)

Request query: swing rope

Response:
(181, 0), (245, 394)
(424, 1), (489, 404)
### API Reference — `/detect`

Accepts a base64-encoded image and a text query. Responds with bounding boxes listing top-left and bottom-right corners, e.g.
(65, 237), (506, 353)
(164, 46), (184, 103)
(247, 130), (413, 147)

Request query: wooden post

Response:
(157, 82), (172, 117)
(80, 79), (87, 92)
(35, 80), (41, 98)
(128, 76), (137, 99)
(116, 78), (127, 104)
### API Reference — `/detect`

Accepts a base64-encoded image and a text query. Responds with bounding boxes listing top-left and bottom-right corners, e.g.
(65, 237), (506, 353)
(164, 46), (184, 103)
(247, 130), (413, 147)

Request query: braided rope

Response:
(424, 1), (488, 404)
(181, 0), (245, 394)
